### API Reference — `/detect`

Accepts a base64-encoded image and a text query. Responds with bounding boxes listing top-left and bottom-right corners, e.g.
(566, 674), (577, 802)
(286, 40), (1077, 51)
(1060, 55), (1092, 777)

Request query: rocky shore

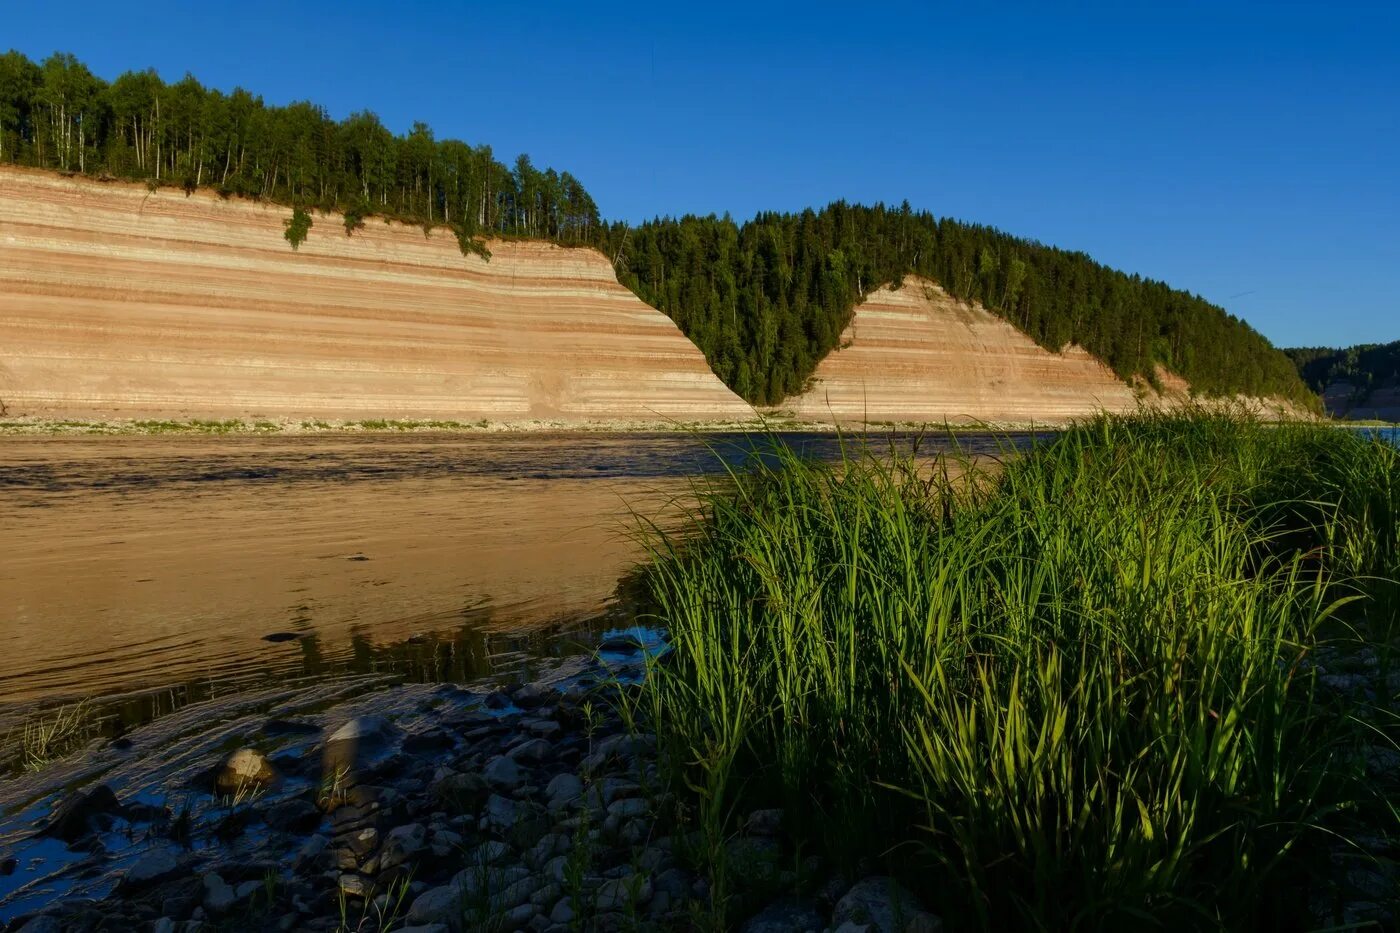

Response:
(1, 639), (942, 933)
(3, 636), (1395, 931)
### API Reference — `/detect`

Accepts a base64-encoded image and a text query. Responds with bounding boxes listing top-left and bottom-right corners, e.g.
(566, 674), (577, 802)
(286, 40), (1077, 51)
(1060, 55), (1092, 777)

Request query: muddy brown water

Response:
(0, 430), (1027, 750)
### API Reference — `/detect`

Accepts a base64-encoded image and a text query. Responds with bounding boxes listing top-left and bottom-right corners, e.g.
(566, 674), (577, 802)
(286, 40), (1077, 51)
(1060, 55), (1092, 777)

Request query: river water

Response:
(0, 430), (1024, 753)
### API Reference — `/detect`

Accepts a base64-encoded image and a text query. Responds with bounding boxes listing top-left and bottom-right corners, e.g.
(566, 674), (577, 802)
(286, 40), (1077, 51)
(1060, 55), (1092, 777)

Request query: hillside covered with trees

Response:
(1, 49), (1315, 409)
(1286, 342), (1400, 397)
(602, 208), (1315, 407)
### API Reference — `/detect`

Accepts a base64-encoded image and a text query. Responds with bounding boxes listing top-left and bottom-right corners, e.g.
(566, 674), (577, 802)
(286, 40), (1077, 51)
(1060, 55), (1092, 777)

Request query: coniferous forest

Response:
(0, 50), (1315, 408)
(1286, 341), (1400, 397)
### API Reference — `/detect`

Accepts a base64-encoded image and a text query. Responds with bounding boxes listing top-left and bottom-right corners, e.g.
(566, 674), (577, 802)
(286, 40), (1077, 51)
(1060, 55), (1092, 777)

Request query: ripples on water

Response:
(0, 430), (1034, 755)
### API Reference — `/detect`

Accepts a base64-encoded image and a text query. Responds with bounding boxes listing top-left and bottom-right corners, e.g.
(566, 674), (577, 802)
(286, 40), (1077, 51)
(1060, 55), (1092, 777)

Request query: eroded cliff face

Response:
(0, 168), (755, 424)
(1320, 381), (1400, 422)
(783, 277), (1140, 425)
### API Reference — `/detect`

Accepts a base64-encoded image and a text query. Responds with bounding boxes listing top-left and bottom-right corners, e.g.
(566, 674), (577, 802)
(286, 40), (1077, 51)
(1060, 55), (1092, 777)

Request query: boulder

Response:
(832, 877), (941, 933)
(216, 748), (277, 796)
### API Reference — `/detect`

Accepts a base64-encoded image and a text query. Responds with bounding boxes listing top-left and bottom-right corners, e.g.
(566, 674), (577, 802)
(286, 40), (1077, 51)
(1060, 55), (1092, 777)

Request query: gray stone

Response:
(202, 873), (237, 914)
(380, 823), (428, 869)
(595, 875), (653, 911)
(121, 849), (182, 890)
(484, 755), (524, 791)
(550, 898), (576, 924)
(408, 882), (464, 925)
(544, 773), (582, 809)
(832, 877), (941, 933)
(508, 738), (555, 764)
(152, 919), (178, 933)
(743, 897), (824, 933)
(292, 834), (329, 871)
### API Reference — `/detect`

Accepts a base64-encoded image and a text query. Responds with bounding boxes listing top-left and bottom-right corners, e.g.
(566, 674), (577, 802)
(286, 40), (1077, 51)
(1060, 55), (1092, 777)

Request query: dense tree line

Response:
(2, 50), (1313, 408)
(601, 205), (1315, 407)
(0, 50), (600, 245)
(1285, 341), (1400, 397)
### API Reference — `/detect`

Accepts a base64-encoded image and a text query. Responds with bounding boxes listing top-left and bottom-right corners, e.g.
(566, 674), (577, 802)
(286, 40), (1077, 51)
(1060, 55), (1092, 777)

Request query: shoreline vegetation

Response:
(0, 50), (1314, 409)
(630, 409), (1399, 929)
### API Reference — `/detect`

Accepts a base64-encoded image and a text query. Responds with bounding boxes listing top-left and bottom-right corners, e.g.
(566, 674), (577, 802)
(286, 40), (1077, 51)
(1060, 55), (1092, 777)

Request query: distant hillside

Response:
(1284, 342), (1400, 421)
(601, 207), (1317, 409)
(2, 49), (1317, 414)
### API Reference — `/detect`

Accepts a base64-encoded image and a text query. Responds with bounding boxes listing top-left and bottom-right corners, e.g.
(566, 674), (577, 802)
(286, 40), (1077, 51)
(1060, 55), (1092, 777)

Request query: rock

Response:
(527, 833), (571, 868)
(471, 840), (512, 865)
(380, 823), (428, 869)
(746, 808), (785, 836)
(544, 773), (582, 809)
(595, 875), (653, 911)
(550, 898), (575, 924)
(403, 729), (455, 755)
(431, 771), (488, 813)
(832, 877), (941, 933)
(16, 917), (64, 933)
(216, 747), (277, 796)
(153, 918), (178, 933)
(262, 796), (320, 833)
(293, 834), (330, 871)
(512, 683), (552, 709)
(743, 897), (824, 933)
(527, 720), (562, 740)
(398, 926), (449, 933)
(408, 882), (464, 926)
(484, 690), (513, 710)
(1, 857), (16, 876)
(484, 755), (524, 791)
(323, 715), (403, 777)
(41, 784), (124, 842)
(120, 850), (183, 891)
(484, 794), (520, 832)
(507, 738), (554, 764)
(202, 873), (237, 914)
(339, 873), (372, 898)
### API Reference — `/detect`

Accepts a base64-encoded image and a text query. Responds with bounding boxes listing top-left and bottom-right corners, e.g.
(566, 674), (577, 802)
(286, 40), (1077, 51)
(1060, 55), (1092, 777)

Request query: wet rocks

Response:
(483, 754), (523, 791)
(215, 747), (277, 796)
(119, 849), (184, 891)
(40, 783), (125, 842)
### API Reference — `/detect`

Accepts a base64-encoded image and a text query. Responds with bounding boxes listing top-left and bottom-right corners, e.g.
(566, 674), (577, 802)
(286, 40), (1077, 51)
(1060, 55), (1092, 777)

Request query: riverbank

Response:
(3, 413), (1396, 930)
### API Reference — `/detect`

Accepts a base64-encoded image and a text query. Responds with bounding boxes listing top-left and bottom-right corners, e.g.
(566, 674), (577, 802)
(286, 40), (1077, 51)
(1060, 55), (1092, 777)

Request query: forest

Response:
(0, 50), (601, 244)
(1, 49), (1315, 408)
(1286, 341), (1400, 396)
(600, 208), (1315, 407)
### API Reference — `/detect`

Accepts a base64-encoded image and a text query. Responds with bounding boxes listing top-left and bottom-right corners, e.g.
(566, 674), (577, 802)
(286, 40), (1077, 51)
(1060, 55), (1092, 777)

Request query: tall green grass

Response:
(635, 411), (1399, 929)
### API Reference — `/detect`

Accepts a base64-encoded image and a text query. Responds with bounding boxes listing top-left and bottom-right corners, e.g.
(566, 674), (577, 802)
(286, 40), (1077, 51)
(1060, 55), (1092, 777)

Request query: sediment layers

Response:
(0, 168), (755, 423)
(784, 277), (1139, 424)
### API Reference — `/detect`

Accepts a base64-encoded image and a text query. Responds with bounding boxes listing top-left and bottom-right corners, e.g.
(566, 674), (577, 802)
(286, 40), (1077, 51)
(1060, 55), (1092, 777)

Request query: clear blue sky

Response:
(6, 1), (1397, 348)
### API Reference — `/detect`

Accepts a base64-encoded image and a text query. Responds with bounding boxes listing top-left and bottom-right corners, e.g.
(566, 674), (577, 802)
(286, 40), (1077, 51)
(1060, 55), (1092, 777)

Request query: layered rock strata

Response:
(784, 277), (1140, 425)
(0, 168), (755, 424)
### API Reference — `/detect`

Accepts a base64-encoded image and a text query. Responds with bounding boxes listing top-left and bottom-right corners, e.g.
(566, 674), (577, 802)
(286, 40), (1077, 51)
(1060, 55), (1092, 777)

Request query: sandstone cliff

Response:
(0, 168), (755, 424)
(783, 277), (1140, 425)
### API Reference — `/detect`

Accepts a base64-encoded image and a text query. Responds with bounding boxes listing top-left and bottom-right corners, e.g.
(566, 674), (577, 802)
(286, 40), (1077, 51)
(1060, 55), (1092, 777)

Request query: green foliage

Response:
(0, 49), (601, 244)
(606, 207), (1317, 407)
(1286, 340), (1400, 398)
(284, 205), (312, 250)
(637, 412), (1398, 928)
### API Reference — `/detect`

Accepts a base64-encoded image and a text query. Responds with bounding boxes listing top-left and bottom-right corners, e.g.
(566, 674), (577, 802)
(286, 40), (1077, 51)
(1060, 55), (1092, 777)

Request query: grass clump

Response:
(16, 700), (97, 772)
(636, 410), (1399, 929)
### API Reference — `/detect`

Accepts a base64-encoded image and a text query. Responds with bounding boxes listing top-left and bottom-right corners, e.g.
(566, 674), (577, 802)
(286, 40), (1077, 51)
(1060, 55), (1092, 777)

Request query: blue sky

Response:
(6, 1), (1397, 347)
